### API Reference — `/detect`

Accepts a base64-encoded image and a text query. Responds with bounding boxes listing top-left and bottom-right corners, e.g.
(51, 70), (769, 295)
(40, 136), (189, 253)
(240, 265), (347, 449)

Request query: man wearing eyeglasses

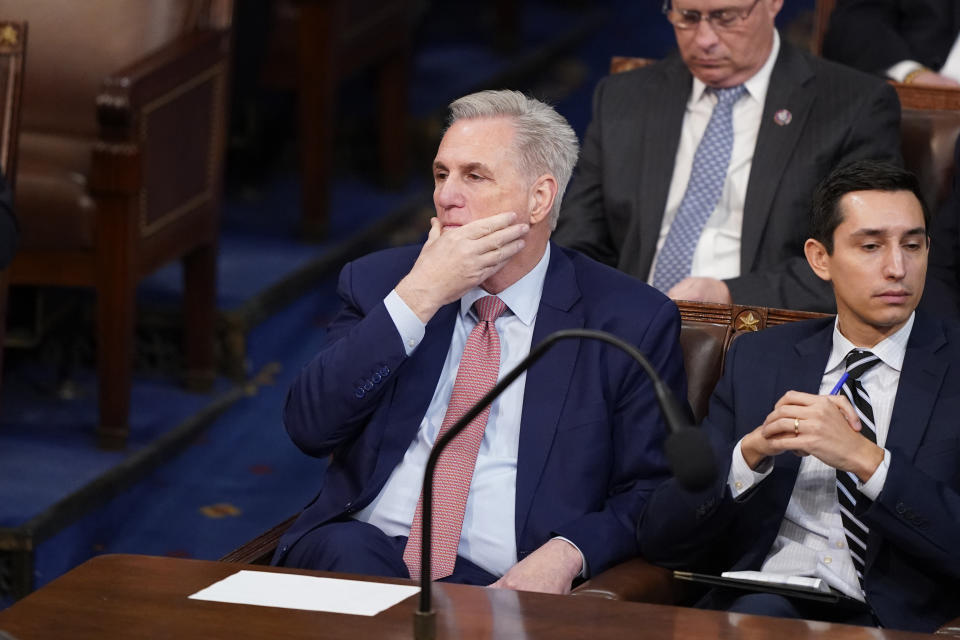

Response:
(555, 0), (902, 314)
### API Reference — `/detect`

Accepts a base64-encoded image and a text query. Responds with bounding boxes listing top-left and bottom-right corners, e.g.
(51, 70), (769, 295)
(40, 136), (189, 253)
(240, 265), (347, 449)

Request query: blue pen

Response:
(829, 372), (849, 395)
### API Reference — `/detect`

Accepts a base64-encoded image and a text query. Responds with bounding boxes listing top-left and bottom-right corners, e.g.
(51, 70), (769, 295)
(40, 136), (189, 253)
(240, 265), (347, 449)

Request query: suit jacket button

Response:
(279, 544), (288, 553)
(380, 366), (390, 376)
(355, 388), (366, 398)
(363, 381), (374, 391)
(372, 372), (382, 383)
(895, 502), (907, 515)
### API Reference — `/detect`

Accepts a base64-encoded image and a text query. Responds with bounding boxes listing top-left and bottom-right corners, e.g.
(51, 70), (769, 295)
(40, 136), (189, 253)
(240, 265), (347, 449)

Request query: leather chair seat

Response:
(17, 132), (96, 250)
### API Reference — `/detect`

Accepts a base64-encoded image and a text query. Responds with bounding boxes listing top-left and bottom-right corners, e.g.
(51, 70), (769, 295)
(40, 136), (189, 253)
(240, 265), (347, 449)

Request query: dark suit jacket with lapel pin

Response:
(273, 242), (687, 578)
(554, 40), (902, 313)
(637, 312), (960, 633)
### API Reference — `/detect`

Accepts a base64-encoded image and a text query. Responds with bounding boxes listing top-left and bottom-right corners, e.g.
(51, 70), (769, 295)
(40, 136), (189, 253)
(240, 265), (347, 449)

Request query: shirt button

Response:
(734, 481), (743, 490)
(824, 556), (832, 565)
(836, 541), (844, 549)
(407, 338), (416, 348)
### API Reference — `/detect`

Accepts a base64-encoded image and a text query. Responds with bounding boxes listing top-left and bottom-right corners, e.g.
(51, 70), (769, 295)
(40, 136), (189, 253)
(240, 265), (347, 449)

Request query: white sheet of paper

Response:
(189, 570), (420, 616)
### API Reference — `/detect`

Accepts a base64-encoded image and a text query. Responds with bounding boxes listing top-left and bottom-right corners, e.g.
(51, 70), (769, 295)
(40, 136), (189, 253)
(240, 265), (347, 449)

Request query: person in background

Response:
(824, 0), (960, 87)
(555, 0), (901, 313)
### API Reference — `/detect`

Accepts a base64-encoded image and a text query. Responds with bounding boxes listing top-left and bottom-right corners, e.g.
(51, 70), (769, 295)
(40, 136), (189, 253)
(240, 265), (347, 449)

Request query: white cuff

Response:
(887, 60), (925, 82)
(551, 536), (588, 579)
(384, 289), (425, 355)
(728, 439), (772, 500)
(857, 447), (890, 502)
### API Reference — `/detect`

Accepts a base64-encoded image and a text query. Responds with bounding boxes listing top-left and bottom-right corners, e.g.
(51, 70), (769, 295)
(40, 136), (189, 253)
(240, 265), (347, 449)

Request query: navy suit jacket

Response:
(274, 242), (687, 577)
(554, 40), (901, 313)
(638, 312), (960, 633)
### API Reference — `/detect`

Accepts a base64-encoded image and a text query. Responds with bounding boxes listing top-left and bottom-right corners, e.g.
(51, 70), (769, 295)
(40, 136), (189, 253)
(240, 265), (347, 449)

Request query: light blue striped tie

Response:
(652, 85), (746, 293)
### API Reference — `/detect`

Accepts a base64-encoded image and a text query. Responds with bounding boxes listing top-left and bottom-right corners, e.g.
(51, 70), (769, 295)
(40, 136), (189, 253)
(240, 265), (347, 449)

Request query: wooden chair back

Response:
(893, 83), (960, 212)
(0, 21), (25, 181)
(6, 1), (233, 448)
(0, 20), (27, 402)
(812, 0), (836, 55)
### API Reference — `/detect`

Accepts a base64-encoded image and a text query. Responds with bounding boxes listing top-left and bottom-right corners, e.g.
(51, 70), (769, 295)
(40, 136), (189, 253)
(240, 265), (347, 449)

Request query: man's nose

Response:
(434, 178), (464, 208)
(884, 247), (907, 279)
(692, 17), (720, 49)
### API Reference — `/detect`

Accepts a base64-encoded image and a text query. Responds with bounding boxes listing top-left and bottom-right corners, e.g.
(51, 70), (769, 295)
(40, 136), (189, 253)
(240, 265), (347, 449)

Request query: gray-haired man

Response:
(273, 90), (687, 593)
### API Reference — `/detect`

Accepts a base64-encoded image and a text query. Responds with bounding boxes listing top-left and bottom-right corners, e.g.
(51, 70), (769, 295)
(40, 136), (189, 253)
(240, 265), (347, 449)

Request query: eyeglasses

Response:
(662, 0), (762, 31)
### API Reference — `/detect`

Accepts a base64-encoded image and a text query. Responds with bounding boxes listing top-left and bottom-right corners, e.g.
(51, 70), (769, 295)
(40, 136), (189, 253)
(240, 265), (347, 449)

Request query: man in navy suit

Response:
(639, 160), (960, 632)
(275, 90), (686, 594)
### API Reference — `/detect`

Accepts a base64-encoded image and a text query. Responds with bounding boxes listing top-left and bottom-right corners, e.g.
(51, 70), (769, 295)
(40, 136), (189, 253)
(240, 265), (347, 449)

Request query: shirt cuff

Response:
(384, 289), (425, 355)
(551, 536), (588, 579)
(857, 447), (890, 501)
(728, 439), (773, 500)
(887, 60), (925, 82)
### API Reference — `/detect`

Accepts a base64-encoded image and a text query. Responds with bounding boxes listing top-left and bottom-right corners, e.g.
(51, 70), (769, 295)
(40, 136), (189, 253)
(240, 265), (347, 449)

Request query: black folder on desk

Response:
(672, 571), (849, 604)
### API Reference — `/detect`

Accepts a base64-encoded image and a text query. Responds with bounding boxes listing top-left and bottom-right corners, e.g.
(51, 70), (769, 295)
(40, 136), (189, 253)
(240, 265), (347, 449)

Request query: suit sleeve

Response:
(724, 80), (902, 312)
(861, 445), (960, 579)
(0, 172), (18, 269)
(552, 78), (620, 267)
(283, 260), (409, 458)
(552, 297), (687, 575)
(921, 137), (960, 321)
(823, 0), (919, 74)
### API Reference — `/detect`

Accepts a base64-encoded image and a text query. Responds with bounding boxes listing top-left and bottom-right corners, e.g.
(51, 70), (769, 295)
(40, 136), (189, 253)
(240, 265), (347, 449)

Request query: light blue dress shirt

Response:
(353, 246), (552, 577)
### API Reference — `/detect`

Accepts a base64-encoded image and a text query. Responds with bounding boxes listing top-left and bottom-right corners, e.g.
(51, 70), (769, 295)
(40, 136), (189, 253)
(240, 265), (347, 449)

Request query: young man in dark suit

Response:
(639, 160), (960, 633)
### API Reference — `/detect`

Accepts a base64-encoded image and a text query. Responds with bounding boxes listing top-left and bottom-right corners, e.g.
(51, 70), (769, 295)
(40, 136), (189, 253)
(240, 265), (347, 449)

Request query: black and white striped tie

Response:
(836, 349), (881, 585)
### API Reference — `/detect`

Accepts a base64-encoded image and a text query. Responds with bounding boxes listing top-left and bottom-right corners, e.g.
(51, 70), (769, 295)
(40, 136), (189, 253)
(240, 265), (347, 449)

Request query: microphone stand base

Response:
(413, 609), (436, 640)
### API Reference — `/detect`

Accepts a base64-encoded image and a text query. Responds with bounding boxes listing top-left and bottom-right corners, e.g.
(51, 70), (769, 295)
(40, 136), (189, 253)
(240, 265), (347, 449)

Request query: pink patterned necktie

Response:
(403, 295), (507, 581)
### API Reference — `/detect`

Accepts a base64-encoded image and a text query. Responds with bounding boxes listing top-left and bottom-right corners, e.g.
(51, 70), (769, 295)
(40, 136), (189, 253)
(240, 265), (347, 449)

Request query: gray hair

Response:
(447, 90), (579, 229)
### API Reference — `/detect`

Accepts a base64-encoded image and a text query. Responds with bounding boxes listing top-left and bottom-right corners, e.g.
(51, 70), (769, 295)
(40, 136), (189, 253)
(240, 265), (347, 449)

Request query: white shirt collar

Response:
(826, 311), (915, 375)
(690, 29), (780, 107)
(460, 243), (550, 327)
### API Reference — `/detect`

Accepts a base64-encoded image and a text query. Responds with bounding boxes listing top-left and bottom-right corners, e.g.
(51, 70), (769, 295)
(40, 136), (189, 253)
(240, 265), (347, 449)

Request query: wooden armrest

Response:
(570, 557), (680, 603)
(97, 29), (231, 137)
(937, 615), (960, 636)
(220, 515), (298, 565)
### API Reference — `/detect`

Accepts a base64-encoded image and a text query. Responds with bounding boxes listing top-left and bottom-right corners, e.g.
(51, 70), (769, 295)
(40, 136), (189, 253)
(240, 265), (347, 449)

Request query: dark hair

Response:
(810, 160), (930, 253)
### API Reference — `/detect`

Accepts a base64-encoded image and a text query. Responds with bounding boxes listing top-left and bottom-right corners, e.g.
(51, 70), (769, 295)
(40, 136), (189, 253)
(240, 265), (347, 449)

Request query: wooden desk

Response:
(0, 555), (936, 639)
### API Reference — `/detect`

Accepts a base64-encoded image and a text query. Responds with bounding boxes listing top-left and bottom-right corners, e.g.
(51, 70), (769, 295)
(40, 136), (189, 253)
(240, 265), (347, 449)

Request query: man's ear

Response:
(804, 238), (832, 282)
(528, 174), (558, 226)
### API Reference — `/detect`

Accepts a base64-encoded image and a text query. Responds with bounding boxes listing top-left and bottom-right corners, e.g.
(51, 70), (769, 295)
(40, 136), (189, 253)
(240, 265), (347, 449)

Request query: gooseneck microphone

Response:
(413, 328), (717, 639)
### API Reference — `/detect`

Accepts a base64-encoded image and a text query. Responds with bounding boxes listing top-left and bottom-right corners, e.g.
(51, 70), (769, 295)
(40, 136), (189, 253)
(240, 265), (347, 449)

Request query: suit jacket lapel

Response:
(377, 303), (459, 474)
(741, 43), (815, 275)
(885, 312), (948, 464)
(634, 56), (692, 278)
(515, 245), (584, 539)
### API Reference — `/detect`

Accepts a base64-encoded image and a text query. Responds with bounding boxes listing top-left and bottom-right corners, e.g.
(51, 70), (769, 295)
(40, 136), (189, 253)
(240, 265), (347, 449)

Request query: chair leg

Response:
(377, 52), (408, 189)
(96, 276), (135, 450)
(182, 242), (216, 392)
(297, 1), (337, 241)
